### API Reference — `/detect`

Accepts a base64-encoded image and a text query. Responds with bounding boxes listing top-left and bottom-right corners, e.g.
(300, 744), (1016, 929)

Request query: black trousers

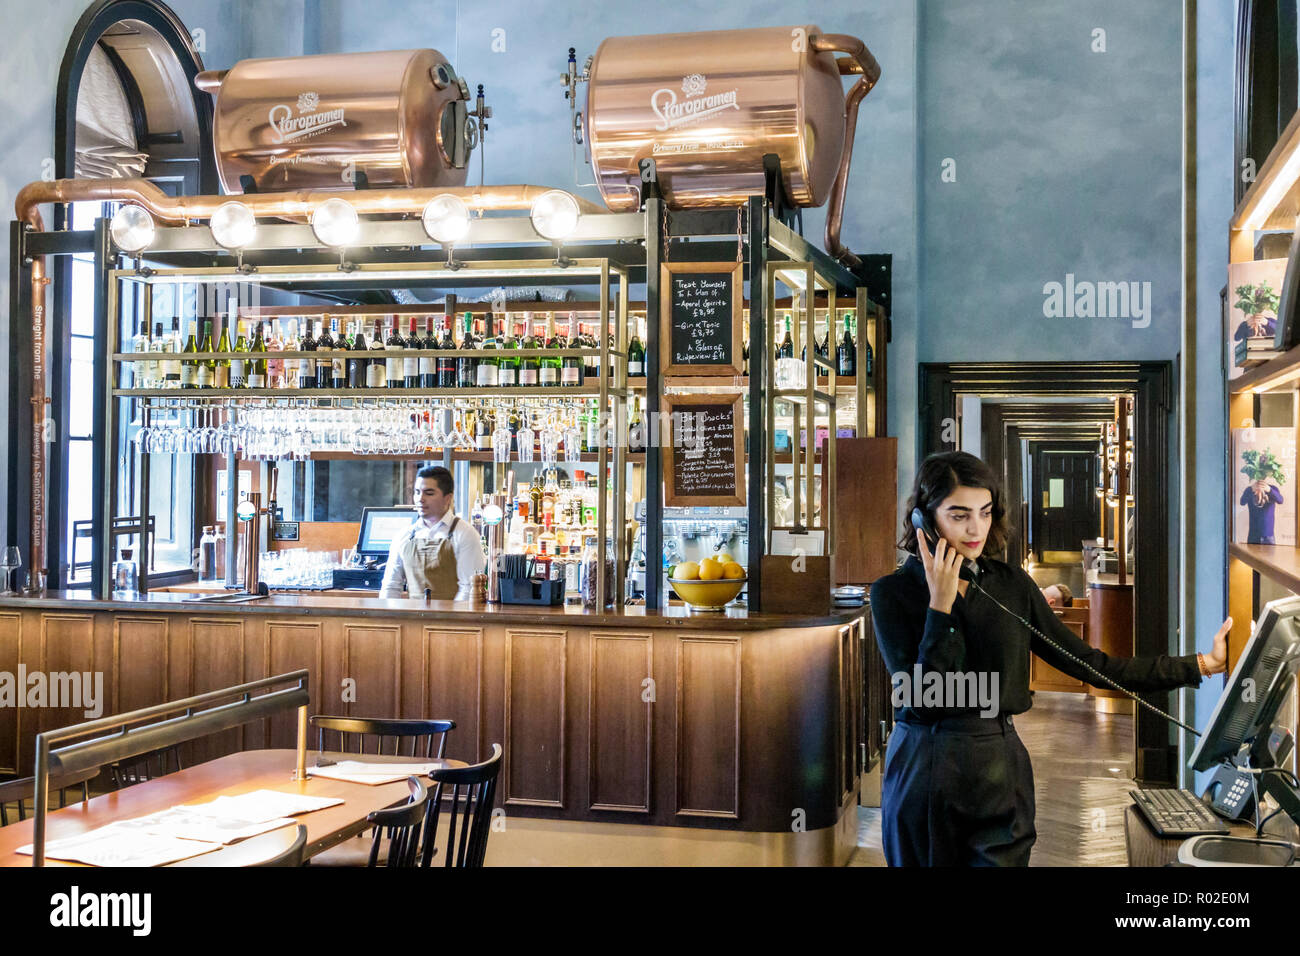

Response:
(881, 714), (1036, 866)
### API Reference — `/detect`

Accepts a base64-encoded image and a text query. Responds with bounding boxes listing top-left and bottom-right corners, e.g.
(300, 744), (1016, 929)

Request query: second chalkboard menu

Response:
(660, 261), (744, 377)
(662, 393), (746, 507)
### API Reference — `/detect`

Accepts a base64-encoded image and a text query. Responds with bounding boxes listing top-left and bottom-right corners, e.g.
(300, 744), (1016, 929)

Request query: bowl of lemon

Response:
(668, 554), (746, 611)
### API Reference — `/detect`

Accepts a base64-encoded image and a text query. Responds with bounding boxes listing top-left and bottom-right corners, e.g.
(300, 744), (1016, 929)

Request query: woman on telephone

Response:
(869, 451), (1230, 866)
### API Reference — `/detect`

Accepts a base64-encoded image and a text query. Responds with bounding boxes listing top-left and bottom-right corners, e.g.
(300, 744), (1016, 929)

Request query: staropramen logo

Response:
(650, 73), (740, 132)
(268, 90), (347, 144)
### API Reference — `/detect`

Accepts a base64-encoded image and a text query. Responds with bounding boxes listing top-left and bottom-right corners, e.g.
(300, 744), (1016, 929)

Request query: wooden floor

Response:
(850, 690), (1135, 866)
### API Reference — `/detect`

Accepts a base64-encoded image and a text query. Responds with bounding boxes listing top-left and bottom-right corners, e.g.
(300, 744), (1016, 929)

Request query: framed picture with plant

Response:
(1228, 259), (1287, 379)
(1233, 428), (1297, 546)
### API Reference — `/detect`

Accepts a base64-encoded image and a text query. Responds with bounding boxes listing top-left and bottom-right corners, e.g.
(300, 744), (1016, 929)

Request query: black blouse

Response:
(868, 554), (1202, 723)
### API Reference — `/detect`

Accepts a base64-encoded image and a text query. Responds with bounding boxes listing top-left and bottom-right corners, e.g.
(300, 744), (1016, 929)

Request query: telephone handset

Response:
(909, 506), (1201, 736)
(910, 507), (978, 581)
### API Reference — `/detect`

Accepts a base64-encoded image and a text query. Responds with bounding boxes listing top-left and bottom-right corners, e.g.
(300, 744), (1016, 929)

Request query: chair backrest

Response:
(0, 765), (100, 826)
(366, 777), (428, 868)
(421, 743), (503, 868)
(310, 716), (455, 759)
(110, 746), (183, 790)
(252, 824), (308, 867)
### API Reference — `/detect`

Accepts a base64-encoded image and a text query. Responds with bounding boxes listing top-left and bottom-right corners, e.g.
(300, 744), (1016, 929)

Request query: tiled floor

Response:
(850, 690), (1135, 866)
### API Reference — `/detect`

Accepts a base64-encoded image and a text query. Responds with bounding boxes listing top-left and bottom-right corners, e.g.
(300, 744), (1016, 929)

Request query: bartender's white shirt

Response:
(378, 512), (485, 601)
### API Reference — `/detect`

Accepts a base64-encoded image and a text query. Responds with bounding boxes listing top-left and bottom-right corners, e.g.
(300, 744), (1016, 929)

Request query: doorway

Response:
(1030, 441), (1101, 563)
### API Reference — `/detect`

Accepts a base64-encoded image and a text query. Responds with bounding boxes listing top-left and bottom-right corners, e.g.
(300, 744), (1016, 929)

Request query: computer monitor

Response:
(355, 506), (415, 561)
(1190, 595), (1300, 772)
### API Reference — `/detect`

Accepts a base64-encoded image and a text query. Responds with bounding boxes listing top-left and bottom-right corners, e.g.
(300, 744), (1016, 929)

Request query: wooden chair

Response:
(0, 765), (101, 826)
(310, 716), (455, 758)
(168, 825), (308, 868)
(364, 777), (428, 868)
(421, 743), (503, 868)
(1029, 607), (1091, 693)
(109, 746), (183, 789)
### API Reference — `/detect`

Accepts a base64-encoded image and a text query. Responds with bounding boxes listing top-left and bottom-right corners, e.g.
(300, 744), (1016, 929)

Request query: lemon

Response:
(722, 561), (745, 580)
(675, 561), (701, 581)
(715, 552), (734, 566)
(699, 558), (724, 581)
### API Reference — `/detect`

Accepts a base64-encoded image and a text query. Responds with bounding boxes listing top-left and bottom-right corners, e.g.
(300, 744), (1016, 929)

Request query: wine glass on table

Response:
(1, 547), (20, 595)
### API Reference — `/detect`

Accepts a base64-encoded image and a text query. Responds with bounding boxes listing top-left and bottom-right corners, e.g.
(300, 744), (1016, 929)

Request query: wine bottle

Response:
(816, 315), (830, 379)
(150, 321), (167, 389)
(231, 313), (248, 387)
(349, 321), (369, 388)
(214, 314), (232, 388)
(248, 321), (268, 388)
(498, 316), (519, 386)
(165, 318), (183, 388)
(420, 316), (437, 388)
(540, 313), (562, 387)
(266, 319), (284, 388)
(477, 311), (500, 386)
(314, 319), (333, 389)
(627, 317), (645, 377)
(405, 316), (422, 388)
(197, 318), (216, 389)
(366, 317), (386, 388)
(628, 394), (646, 452)
(562, 312), (583, 387)
(519, 313), (539, 386)
(581, 321), (598, 380)
(330, 317), (348, 388)
(386, 317), (405, 388)
(836, 312), (856, 377)
(779, 314), (794, 360)
(298, 320), (316, 390)
(130, 317), (149, 389)
(457, 312), (477, 388)
(742, 317), (750, 378)
(437, 314), (457, 387)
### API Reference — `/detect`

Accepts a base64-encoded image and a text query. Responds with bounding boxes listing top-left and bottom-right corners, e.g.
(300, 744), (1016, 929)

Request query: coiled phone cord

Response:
(966, 576), (1203, 737)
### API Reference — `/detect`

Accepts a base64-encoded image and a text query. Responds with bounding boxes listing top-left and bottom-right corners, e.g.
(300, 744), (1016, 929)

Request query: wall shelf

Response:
(1228, 542), (1300, 595)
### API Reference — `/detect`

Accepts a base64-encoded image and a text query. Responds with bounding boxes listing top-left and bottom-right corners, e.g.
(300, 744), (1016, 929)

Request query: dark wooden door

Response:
(1032, 445), (1099, 555)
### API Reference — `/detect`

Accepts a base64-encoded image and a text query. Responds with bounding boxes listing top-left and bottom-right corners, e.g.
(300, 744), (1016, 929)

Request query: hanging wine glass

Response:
(516, 406), (535, 464)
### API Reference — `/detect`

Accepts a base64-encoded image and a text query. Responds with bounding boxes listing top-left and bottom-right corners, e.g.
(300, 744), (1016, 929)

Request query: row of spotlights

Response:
(108, 189), (582, 255)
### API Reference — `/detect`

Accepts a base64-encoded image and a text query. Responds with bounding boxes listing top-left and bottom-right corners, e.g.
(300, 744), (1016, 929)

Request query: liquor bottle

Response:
(778, 314), (794, 359)
(197, 318), (216, 388)
(860, 316), (874, 378)
(816, 316), (830, 379)
(248, 321), (268, 388)
(457, 312), (477, 388)
(367, 317), (387, 388)
(586, 400), (600, 451)
(386, 317), (405, 388)
(266, 319), (284, 388)
(165, 318), (183, 388)
(540, 313), (562, 387)
(742, 317), (750, 377)
(519, 313), (540, 386)
(404, 317), (422, 388)
(231, 314), (249, 387)
(836, 312), (856, 377)
(349, 320), (369, 388)
(314, 319), (333, 389)
(627, 317), (645, 377)
(562, 312), (583, 387)
(331, 318), (348, 388)
(437, 314), (457, 387)
(298, 320), (316, 389)
(476, 409), (492, 449)
(150, 321), (167, 389)
(419, 316), (437, 388)
(477, 311), (500, 386)
(498, 316), (519, 386)
(581, 322), (599, 380)
(214, 314), (232, 388)
(530, 483), (543, 523)
(628, 394), (646, 452)
(129, 317), (149, 389)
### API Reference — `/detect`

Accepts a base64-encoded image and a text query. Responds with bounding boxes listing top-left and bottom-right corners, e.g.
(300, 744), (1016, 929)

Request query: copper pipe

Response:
(14, 176), (598, 594)
(811, 34), (881, 268)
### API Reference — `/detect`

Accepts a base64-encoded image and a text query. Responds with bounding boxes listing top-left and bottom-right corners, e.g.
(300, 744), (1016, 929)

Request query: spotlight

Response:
(421, 194), (471, 244)
(310, 198), (359, 247)
(210, 201), (257, 250)
(109, 204), (155, 255)
(529, 190), (580, 241)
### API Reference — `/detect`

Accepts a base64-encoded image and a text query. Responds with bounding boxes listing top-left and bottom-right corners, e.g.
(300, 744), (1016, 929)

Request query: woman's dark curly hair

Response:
(898, 451), (1011, 558)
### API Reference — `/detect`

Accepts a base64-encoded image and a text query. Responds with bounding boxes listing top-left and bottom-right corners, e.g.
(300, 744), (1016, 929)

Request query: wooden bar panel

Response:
(504, 628), (566, 808)
(675, 635), (740, 819)
(0, 612), (21, 775)
(342, 623), (401, 721)
(113, 616), (169, 715)
(588, 632), (652, 813)
(38, 614), (96, 740)
(425, 626), (483, 763)
(265, 621), (323, 749)
(189, 618), (247, 763)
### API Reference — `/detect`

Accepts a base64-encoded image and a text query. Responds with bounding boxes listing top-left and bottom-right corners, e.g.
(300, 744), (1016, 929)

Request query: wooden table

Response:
(0, 749), (465, 867)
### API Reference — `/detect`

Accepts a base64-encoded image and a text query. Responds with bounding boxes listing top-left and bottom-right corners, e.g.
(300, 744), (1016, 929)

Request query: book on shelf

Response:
(1232, 427), (1297, 547)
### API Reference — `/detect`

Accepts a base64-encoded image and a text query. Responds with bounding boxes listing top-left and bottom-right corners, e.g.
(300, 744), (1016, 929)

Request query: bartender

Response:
(379, 465), (485, 600)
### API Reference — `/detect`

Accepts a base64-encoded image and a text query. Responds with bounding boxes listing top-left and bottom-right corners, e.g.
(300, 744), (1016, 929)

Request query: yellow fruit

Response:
(699, 558), (724, 581)
(676, 561), (700, 581)
(723, 562), (745, 580)
(715, 552), (734, 566)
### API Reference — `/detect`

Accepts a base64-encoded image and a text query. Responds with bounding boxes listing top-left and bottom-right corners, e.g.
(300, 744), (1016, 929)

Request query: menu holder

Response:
(660, 262), (744, 377)
(662, 393), (746, 507)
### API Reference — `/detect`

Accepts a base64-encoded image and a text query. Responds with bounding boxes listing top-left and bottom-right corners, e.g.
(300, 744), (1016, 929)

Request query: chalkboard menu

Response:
(663, 393), (746, 507)
(660, 262), (744, 376)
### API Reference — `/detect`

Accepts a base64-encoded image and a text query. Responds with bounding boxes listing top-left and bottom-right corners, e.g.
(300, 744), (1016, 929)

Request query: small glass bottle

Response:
(198, 526), (218, 582)
(112, 548), (140, 597)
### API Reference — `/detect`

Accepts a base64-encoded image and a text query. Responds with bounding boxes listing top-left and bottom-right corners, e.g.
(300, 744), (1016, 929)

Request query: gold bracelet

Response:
(1197, 652), (1209, 677)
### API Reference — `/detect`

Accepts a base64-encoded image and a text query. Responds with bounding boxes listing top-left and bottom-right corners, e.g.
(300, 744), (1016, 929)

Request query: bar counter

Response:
(0, 591), (866, 865)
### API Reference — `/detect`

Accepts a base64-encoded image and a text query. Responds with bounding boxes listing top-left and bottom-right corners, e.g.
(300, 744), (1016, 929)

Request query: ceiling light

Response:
(109, 204), (155, 255)
(310, 198), (359, 248)
(529, 190), (581, 241)
(421, 194), (471, 244)
(210, 201), (257, 250)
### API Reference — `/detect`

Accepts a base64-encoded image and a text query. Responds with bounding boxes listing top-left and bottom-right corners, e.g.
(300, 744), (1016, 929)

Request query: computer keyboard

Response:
(1130, 788), (1230, 837)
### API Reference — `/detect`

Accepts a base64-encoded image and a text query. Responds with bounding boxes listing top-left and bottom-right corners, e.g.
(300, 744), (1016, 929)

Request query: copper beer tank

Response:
(197, 49), (476, 194)
(582, 26), (879, 263)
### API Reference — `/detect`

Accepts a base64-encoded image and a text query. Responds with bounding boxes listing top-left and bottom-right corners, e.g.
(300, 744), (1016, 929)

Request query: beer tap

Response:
(561, 47), (596, 187)
(236, 465), (277, 598)
(472, 84), (492, 189)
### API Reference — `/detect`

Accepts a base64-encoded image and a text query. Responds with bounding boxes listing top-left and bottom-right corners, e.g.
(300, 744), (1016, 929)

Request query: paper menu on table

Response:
(18, 826), (221, 867)
(182, 790), (344, 823)
(109, 806), (297, 844)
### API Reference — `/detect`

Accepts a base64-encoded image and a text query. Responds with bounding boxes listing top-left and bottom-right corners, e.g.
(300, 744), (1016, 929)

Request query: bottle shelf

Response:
(626, 376), (869, 390)
(113, 385), (619, 398)
(113, 348), (607, 362)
